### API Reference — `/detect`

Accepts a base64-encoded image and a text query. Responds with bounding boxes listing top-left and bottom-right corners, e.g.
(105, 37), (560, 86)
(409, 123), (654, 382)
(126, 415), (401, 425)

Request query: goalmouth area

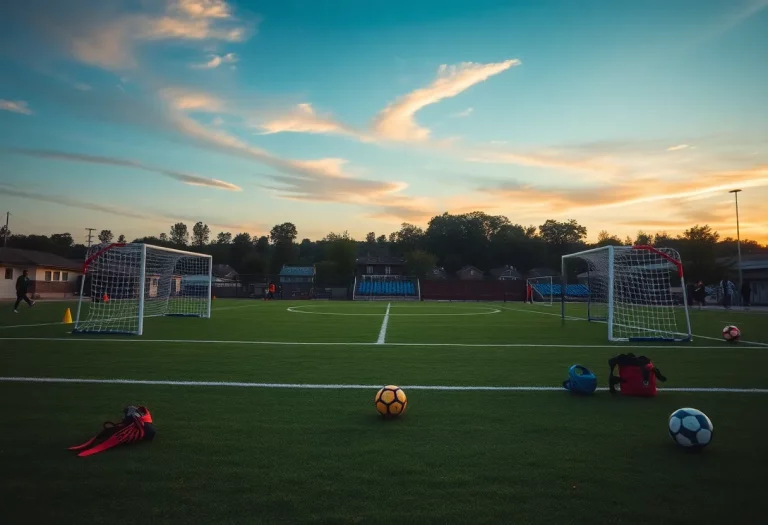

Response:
(1, 299), (768, 523)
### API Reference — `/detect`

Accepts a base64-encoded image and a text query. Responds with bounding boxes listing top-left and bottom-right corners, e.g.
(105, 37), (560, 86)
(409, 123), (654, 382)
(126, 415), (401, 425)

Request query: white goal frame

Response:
(526, 276), (554, 306)
(73, 243), (212, 336)
(561, 245), (692, 342)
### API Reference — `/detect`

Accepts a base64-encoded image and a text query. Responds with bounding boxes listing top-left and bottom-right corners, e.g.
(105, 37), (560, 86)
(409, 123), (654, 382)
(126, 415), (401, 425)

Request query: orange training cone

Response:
(63, 308), (73, 324)
(103, 293), (110, 303)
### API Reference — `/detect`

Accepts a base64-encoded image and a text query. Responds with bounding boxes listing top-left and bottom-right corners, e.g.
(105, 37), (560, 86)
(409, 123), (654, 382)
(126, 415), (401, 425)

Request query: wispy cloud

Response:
(667, 144), (690, 151)
(14, 0), (257, 71)
(450, 107), (474, 118)
(476, 166), (768, 213)
(160, 87), (224, 112)
(258, 103), (364, 138)
(372, 59), (520, 142)
(0, 184), (247, 230)
(191, 52), (238, 69)
(8, 148), (242, 191)
(0, 99), (33, 115)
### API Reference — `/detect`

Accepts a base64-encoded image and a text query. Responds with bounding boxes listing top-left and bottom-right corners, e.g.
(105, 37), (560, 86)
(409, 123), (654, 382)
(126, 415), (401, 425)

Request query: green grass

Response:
(1, 299), (768, 524)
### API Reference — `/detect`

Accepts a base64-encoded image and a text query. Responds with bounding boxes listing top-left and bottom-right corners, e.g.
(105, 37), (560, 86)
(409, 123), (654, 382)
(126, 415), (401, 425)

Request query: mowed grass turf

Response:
(1, 299), (768, 524)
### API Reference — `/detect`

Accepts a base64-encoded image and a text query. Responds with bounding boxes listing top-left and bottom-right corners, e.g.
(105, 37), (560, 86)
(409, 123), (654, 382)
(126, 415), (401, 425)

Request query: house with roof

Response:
(0, 247), (83, 299)
(355, 256), (406, 277)
(456, 265), (484, 280)
(490, 265), (523, 281)
(718, 254), (768, 305)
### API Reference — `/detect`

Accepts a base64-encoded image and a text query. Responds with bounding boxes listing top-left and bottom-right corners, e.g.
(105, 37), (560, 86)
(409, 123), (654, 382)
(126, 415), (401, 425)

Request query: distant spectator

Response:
(741, 280), (751, 308)
(14, 269), (36, 313)
(693, 280), (706, 310)
(720, 278), (735, 309)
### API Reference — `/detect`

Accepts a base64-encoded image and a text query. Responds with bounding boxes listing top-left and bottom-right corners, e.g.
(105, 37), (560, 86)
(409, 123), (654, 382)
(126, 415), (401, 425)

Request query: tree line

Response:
(2, 212), (765, 285)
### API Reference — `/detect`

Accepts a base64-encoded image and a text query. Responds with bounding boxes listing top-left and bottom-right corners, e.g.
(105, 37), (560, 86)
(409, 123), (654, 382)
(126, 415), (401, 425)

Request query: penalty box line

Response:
(0, 337), (756, 350)
(498, 304), (768, 348)
(1, 376), (767, 393)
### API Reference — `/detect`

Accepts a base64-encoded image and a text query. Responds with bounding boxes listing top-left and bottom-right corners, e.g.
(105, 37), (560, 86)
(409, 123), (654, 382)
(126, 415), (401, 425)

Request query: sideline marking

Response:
(0, 376), (766, 393)
(498, 305), (768, 347)
(287, 304), (500, 316)
(0, 336), (757, 350)
(376, 302), (391, 344)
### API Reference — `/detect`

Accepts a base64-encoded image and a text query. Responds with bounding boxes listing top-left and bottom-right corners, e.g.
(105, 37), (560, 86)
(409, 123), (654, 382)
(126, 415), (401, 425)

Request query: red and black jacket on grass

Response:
(69, 406), (156, 457)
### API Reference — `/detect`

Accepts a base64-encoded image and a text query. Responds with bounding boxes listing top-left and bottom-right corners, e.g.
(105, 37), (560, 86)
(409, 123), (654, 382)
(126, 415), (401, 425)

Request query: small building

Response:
(279, 265), (316, 298)
(456, 265), (484, 280)
(490, 265), (523, 281)
(212, 264), (239, 282)
(355, 256), (406, 277)
(718, 254), (768, 305)
(0, 247), (82, 299)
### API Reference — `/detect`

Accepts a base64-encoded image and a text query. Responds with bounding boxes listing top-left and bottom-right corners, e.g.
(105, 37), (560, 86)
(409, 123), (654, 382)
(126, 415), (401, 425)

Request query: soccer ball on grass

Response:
(722, 325), (740, 342)
(668, 408), (713, 449)
(375, 385), (407, 417)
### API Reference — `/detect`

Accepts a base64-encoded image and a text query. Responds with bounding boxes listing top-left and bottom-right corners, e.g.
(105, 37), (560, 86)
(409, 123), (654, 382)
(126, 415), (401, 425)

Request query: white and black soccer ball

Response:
(723, 325), (740, 342)
(668, 408), (713, 449)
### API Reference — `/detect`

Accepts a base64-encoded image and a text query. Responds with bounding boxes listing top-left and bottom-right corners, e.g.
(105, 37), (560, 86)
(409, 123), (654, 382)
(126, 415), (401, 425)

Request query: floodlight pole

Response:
(729, 189), (743, 296)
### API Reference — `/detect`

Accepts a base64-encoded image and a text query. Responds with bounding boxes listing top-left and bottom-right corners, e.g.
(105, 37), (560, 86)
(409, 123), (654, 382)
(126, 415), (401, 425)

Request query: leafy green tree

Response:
(169, 223), (189, 245)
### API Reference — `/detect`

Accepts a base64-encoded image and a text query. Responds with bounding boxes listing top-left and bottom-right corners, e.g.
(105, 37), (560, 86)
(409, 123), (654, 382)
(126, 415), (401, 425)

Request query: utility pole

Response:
(85, 228), (97, 248)
(3, 212), (8, 248)
(729, 189), (743, 298)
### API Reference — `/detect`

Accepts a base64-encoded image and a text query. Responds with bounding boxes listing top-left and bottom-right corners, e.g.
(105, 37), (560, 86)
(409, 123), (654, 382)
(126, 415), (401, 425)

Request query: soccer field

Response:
(1, 299), (768, 524)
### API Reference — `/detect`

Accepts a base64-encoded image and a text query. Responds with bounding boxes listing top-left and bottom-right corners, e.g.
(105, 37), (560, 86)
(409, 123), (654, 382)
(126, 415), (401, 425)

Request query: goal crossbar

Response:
(74, 243), (213, 336)
(561, 245), (692, 342)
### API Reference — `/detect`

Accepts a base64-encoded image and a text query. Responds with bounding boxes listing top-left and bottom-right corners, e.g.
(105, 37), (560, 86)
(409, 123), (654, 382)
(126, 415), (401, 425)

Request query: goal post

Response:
(73, 243), (213, 335)
(526, 276), (554, 306)
(561, 245), (692, 342)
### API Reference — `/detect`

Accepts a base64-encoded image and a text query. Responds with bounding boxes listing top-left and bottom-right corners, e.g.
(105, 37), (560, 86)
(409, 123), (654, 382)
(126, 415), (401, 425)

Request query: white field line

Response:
(376, 302), (391, 344)
(287, 305), (500, 316)
(0, 336), (758, 350)
(0, 376), (766, 393)
(497, 304), (768, 347)
(0, 303), (260, 331)
(0, 321), (66, 330)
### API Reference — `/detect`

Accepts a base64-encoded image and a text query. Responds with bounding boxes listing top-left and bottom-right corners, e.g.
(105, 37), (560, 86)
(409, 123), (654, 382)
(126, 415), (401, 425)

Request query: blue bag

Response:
(562, 365), (597, 395)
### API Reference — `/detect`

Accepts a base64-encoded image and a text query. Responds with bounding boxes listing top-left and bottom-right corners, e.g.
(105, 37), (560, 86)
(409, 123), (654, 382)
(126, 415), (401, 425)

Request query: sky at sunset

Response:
(1, 0), (766, 245)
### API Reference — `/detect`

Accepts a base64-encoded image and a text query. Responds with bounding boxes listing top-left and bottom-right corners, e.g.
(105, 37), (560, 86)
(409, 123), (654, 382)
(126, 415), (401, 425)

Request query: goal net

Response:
(561, 245), (692, 342)
(353, 275), (420, 301)
(526, 276), (554, 306)
(73, 243), (212, 335)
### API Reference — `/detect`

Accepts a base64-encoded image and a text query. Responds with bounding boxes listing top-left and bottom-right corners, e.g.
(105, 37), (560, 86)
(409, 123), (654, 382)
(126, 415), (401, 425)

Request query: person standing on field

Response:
(720, 278), (735, 309)
(14, 269), (36, 313)
(741, 280), (751, 308)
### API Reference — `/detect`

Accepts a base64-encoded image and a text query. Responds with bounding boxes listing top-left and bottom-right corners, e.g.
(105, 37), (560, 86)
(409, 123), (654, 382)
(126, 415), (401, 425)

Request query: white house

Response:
(0, 248), (83, 299)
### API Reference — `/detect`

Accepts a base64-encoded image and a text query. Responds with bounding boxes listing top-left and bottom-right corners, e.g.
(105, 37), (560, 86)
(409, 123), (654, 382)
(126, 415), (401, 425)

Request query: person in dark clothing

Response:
(14, 270), (36, 313)
(693, 280), (706, 310)
(741, 280), (751, 308)
(686, 282), (695, 307)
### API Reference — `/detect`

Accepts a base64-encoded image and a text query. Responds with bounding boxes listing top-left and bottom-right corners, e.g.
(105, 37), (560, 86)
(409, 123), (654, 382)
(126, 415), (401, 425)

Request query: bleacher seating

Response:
(531, 283), (590, 298)
(355, 278), (418, 299)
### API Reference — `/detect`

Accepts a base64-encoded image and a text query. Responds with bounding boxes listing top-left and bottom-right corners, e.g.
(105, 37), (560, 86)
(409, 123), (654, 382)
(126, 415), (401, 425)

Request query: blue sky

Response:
(1, 0), (766, 244)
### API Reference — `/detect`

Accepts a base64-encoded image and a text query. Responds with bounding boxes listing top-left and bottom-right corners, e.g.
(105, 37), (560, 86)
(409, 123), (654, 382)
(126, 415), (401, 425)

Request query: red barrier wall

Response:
(420, 279), (526, 301)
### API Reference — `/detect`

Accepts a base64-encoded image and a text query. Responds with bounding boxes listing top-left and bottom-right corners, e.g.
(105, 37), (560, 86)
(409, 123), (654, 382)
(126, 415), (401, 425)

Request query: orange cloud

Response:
(258, 104), (365, 138)
(372, 59), (520, 141)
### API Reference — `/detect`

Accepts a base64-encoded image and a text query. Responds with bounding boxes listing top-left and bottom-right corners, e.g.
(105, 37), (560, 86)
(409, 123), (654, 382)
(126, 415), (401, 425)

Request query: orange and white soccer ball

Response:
(375, 385), (407, 417)
(722, 325), (740, 342)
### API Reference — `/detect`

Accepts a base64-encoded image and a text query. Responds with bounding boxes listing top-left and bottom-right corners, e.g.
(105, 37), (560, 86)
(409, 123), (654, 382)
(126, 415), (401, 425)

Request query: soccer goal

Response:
(561, 245), (692, 342)
(73, 243), (212, 335)
(526, 276), (554, 306)
(353, 275), (420, 301)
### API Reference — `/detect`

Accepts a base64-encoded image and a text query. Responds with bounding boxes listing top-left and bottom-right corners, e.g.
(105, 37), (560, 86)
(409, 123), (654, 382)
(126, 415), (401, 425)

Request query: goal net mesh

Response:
(74, 243), (212, 335)
(527, 276), (554, 305)
(562, 246), (691, 342)
(354, 275), (420, 301)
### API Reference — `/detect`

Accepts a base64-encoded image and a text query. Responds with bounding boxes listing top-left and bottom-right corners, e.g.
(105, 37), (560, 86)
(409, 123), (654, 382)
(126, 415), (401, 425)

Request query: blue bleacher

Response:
(357, 279), (417, 298)
(531, 283), (590, 298)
